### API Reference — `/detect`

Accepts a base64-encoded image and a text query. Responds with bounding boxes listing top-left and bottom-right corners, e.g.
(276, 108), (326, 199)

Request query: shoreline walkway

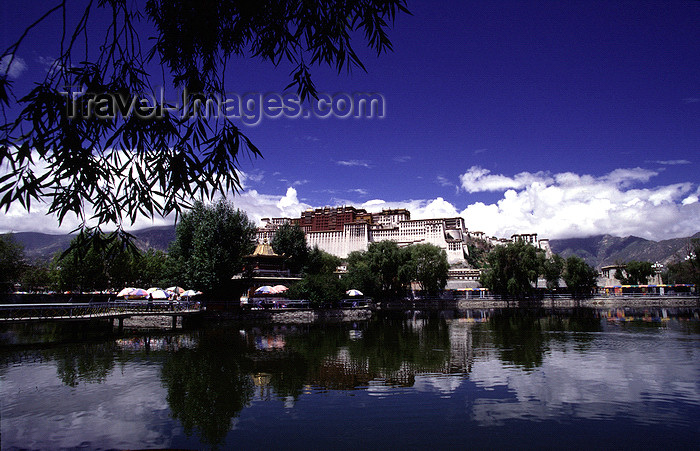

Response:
(0, 301), (202, 329)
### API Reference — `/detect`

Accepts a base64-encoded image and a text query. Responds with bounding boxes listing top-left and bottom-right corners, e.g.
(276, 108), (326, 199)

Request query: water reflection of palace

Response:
(238, 308), (700, 395)
(239, 315), (499, 391)
(115, 334), (198, 352)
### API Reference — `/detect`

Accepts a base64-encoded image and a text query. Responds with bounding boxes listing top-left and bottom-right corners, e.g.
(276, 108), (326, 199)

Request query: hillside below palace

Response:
(257, 206), (551, 265)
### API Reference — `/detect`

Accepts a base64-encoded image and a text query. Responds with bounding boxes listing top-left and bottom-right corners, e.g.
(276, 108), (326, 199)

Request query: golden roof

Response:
(251, 240), (279, 257)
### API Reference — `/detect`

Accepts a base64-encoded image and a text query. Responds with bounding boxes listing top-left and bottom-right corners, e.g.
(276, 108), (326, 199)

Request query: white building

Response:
(258, 207), (550, 265)
(258, 209), (470, 264)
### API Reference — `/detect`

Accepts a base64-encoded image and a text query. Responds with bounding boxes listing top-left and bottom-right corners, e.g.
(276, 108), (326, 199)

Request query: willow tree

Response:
(271, 223), (309, 275)
(562, 255), (598, 298)
(480, 241), (545, 299)
(407, 243), (449, 297)
(1, 1), (410, 250)
(168, 199), (256, 294)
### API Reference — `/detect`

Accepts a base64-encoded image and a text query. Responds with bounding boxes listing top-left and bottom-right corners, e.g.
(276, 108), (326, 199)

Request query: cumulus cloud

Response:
(0, 55), (27, 79)
(457, 167), (700, 240)
(0, 149), (309, 233)
(459, 166), (553, 193)
(2, 153), (698, 241)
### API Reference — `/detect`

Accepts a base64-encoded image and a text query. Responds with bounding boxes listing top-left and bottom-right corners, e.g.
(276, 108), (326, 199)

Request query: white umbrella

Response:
(346, 289), (363, 297)
(125, 288), (148, 299)
(117, 287), (137, 298)
(150, 289), (170, 300)
(271, 285), (288, 294)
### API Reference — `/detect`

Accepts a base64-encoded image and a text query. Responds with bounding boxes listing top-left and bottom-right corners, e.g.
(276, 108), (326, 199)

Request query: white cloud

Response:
(436, 175), (453, 187)
(241, 169), (265, 184)
(214, 186), (311, 225)
(416, 197), (459, 219)
(681, 187), (700, 206)
(2, 154), (698, 241)
(336, 159), (371, 168)
(468, 335), (699, 426)
(602, 167), (657, 187)
(459, 166), (553, 193)
(682, 196), (698, 206)
(653, 159), (691, 165)
(0, 150), (309, 233)
(458, 167), (700, 239)
(0, 55), (27, 79)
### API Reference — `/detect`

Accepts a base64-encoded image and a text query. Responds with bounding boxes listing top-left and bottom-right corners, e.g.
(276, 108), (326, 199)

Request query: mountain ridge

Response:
(549, 232), (700, 269)
(5, 226), (176, 262)
(5, 227), (699, 269)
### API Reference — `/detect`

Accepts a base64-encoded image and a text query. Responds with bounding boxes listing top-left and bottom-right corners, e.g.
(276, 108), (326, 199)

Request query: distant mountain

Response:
(7, 232), (75, 262)
(6, 225), (176, 262)
(549, 232), (700, 269)
(8, 226), (699, 269)
(130, 226), (176, 253)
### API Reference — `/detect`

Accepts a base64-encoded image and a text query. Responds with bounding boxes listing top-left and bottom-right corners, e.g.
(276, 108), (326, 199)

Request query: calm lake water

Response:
(2, 307), (700, 450)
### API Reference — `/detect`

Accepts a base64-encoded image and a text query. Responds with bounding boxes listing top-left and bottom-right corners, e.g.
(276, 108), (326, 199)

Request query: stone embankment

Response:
(111, 309), (372, 330)
(206, 308), (373, 324)
(119, 315), (183, 330)
(457, 296), (699, 310)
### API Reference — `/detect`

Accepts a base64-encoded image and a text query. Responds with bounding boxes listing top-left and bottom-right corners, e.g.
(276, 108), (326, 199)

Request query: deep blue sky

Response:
(1, 1), (699, 239)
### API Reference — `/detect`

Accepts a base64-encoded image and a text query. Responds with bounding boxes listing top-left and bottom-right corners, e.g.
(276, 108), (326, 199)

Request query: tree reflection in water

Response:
(157, 310), (613, 447)
(160, 329), (254, 447)
(4, 307), (689, 448)
(488, 309), (602, 369)
(55, 343), (116, 387)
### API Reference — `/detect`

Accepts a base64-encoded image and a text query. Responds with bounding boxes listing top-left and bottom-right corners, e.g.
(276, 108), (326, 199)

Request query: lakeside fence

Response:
(0, 300), (201, 322)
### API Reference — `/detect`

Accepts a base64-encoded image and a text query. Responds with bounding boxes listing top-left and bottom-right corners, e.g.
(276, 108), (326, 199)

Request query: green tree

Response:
(287, 246), (344, 306)
(1, 2), (409, 251)
(304, 246), (342, 276)
(406, 243), (449, 296)
(20, 261), (58, 292)
(346, 241), (411, 300)
(288, 273), (346, 307)
(663, 238), (700, 286)
(615, 260), (654, 285)
(135, 249), (171, 288)
(0, 234), (25, 290)
(562, 256), (598, 298)
(481, 241), (545, 298)
(271, 223), (309, 275)
(542, 254), (564, 291)
(345, 250), (379, 297)
(465, 238), (492, 269)
(169, 199), (256, 294)
(56, 232), (140, 292)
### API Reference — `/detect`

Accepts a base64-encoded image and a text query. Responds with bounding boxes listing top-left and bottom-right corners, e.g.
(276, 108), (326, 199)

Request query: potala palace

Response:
(257, 206), (551, 266)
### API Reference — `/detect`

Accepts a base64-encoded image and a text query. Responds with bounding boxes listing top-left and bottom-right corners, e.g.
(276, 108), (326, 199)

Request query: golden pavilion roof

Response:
(249, 240), (283, 257)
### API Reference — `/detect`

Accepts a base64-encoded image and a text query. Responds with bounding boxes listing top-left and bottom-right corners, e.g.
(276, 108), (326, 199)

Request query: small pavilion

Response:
(243, 240), (289, 276)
